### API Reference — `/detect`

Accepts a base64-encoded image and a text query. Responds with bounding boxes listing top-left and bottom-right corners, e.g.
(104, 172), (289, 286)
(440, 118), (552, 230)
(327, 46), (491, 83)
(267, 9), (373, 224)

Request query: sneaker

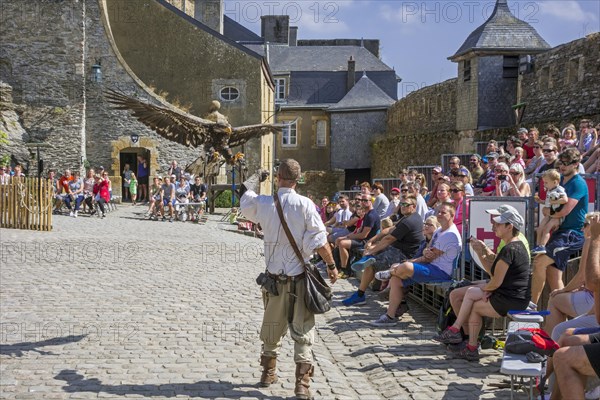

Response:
(90, 209), (96, 216)
(101, 213), (106, 219)
(69, 211), (74, 217)
(370, 313), (398, 327)
(447, 340), (467, 353)
(338, 271), (350, 279)
(395, 302), (409, 318)
(341, 292), (366, 306)
(375, 270), (392, 281)
(451, 344), (480, 361)
(433, 328), (464, 344)
(74, 211), (78, 218)
(585, 384), (600, 400)
(528, 301), (538, 311)
(531, 245), (546, 255)
(169, 217), (173, 223)
(350, 256), (376, 273)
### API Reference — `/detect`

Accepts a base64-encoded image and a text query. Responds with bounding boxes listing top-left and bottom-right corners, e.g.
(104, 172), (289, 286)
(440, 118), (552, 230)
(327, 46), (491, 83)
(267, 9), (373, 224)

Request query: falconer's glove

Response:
(240, 169), (270, 197)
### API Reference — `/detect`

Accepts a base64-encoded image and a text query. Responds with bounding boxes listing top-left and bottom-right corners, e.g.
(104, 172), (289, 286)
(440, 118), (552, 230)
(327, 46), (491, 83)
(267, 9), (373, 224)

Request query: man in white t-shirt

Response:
(325, 195), (353, 242)
(370, 202), (462, 326)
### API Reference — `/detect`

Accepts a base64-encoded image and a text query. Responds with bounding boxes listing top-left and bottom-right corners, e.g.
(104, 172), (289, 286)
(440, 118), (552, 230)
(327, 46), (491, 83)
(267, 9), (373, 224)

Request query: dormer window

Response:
(275, 78), (287, 103)
(219, 87), (240, 102)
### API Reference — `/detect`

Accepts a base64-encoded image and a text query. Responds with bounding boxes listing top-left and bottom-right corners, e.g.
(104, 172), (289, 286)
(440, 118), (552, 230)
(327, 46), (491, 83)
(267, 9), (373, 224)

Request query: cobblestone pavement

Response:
(1, 206), (516, 399)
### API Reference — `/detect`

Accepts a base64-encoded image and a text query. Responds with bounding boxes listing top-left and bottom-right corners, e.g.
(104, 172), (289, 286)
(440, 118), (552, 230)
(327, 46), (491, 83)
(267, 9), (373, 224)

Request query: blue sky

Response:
(224, 0), (600, 98)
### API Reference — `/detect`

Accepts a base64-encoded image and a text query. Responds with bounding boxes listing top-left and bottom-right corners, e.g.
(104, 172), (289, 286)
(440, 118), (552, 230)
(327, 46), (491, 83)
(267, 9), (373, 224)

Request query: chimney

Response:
(347, 56), (356, 92)
(289, 26), (298, 46)
(261, 15), (290, 44)
(194, 0), (224, 34)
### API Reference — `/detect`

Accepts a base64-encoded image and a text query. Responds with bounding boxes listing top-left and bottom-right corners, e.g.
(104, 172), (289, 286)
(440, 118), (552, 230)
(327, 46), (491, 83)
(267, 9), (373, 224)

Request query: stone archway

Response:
(110, 136), (159, 176)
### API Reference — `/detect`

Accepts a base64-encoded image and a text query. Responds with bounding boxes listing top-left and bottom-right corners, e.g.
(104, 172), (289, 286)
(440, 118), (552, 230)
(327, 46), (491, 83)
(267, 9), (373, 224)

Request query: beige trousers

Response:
(260, 278), (315, 363)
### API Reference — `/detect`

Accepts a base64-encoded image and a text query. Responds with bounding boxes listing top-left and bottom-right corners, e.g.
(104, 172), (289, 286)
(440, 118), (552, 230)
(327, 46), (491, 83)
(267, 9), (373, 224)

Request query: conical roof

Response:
(329, 73), (395, 112)
(449, 0), (550, 61)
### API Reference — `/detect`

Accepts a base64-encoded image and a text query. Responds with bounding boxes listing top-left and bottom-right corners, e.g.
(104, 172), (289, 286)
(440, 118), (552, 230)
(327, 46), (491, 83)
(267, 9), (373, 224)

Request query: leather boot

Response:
(259, 355), (278, 387)
(294, 362), (314, 400)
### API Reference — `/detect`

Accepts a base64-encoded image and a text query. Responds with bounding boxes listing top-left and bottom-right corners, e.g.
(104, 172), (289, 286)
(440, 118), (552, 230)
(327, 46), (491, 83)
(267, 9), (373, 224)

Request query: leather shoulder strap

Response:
(273, 194), (305, 267)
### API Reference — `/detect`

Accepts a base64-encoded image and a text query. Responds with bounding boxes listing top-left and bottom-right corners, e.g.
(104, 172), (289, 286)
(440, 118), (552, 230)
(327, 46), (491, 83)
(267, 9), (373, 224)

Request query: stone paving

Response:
(0, 205), (517, 399)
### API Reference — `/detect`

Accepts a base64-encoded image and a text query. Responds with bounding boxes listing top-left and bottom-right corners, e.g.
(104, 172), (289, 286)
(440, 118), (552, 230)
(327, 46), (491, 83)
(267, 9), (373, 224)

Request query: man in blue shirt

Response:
(531, 149), (589, 306)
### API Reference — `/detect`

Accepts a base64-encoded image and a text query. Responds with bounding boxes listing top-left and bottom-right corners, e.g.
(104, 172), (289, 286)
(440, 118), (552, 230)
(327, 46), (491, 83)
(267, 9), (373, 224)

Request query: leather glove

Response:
(240, 169), (270, 197)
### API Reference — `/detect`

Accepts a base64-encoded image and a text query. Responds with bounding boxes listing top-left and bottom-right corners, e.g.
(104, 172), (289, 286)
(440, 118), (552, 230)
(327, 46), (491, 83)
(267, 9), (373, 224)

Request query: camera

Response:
(498, 175), (508, 181)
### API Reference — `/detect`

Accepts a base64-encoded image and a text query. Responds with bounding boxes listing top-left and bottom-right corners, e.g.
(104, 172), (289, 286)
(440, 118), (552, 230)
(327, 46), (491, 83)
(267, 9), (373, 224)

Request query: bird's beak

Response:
(226, 127), (232, 135)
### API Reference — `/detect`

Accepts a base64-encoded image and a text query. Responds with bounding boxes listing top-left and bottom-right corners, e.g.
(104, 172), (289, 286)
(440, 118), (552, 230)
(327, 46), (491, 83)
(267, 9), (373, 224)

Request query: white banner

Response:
(468, 200), (529, 251)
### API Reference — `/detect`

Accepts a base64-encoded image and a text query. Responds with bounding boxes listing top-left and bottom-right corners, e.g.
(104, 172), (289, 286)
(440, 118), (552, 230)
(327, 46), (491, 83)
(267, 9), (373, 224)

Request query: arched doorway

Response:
(110, 136), (160, 178)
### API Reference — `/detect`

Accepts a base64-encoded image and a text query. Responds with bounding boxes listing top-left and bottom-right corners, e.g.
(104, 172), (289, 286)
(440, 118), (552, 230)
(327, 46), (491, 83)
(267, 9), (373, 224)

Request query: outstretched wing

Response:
(105, 89), (219, 148)
(229, 124), (283, 148)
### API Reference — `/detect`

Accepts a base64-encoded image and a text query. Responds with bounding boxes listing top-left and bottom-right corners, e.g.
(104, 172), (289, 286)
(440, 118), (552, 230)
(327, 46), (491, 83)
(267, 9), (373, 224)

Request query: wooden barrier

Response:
(0, 178), (54, 231)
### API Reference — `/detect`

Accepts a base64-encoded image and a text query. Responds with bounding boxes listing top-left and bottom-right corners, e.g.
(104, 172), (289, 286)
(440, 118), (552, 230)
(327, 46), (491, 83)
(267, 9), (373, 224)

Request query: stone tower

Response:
(449, 0), (550, 131)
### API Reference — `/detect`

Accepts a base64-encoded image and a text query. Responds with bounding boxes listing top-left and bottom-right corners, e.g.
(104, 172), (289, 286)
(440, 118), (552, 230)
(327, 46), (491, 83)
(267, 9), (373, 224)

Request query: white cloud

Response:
(538, 0), (595, 23)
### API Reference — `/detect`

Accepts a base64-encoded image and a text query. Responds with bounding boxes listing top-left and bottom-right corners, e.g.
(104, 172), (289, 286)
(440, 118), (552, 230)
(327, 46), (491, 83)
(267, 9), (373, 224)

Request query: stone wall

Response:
(385, 79), (457, 137)
(298, 169), (345, 200)
(521, 33), (600, 125)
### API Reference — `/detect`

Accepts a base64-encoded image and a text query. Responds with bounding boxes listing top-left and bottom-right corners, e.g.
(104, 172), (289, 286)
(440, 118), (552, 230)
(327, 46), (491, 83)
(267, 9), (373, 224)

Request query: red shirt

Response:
(522, 143), (535, 159)
(93, 180), (110, 202)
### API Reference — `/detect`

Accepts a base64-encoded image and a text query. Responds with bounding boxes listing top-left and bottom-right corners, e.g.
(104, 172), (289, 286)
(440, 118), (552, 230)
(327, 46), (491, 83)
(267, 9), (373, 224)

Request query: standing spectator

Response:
(372, 183), (389, 219)
(92, 174), (110, 218)
(359, 182), (371, 196)
(469, 154), (484, 183)
(523, 127), (538, 159)
(122, 163), (132, 202)
(168, 160), (182, 182)
(129, 173), (138, 205)
(64, 170), (84, 217)
(239, 159), (338, 400)
(137, 155), (149, 203)
(531, 149), (589, 306)
(350, 180), (361, 191)
(578, 119), (597, 154)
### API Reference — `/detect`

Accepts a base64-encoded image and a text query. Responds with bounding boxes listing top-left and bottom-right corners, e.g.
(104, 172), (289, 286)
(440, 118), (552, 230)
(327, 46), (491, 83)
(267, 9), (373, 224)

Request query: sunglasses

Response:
(432, 171), (440, 175)
(509, 171), (521, 175)
(450, 189), (462, 193)
(400, 189), (409, 193)
(543, 149), (555, 153)
(449, 162), (458, 165)
(424, 223), (436, 227)
(400, 202), (414, 207)
(558, 160), (577, 166)
(457, 174), (467, 178)
(360, 199), (370, 202)
(533, 146), (541, 149)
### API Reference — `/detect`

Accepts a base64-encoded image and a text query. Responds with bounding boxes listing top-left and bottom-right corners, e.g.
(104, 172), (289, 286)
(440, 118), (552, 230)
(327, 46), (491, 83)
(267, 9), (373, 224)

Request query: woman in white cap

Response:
(434, 205), (531, 361)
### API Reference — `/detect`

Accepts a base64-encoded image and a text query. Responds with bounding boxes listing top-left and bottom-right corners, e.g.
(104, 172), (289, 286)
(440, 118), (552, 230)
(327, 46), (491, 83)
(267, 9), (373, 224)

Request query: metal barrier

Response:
(407, 165), (437, 191)
(338, 190), (361, 200)
(475, 141), (505, 157)
(441, 154), (473, 175)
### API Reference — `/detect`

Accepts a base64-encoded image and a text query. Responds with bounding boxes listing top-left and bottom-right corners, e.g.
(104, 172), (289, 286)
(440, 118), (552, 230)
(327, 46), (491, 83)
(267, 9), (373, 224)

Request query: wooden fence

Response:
(0, 178), (54, 231)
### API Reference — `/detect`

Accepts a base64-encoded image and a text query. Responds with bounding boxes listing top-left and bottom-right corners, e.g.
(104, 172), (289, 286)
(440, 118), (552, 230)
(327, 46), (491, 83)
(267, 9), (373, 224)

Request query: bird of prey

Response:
(105, 89), (285, 174)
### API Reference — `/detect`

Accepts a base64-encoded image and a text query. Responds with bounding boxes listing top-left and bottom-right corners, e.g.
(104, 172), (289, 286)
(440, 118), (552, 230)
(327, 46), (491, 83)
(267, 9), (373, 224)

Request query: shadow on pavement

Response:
(0, 334), (87, 357)
(441, 382), (484, 400)
(55, 369), (289, 399)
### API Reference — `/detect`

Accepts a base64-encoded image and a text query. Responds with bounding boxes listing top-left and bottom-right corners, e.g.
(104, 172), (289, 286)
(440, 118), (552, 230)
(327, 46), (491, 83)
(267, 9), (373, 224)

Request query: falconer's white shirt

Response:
(241, 187), (327, 277)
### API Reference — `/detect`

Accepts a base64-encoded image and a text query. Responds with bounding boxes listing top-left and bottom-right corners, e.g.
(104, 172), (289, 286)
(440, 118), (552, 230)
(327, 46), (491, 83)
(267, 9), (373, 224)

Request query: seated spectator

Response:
(448, 157), (461, 176)
(318, 196), (329, 223)
(490, 162), (511, 196)
(350, 180), (361, 191)
(456, 167), (474, 196)
(511, 147), (526, 169)
(577, 119), (597, 154)
(56, 169), (74, 215)
(335, 194), (380, 273)
(359, 182), (371, 196)
(531, 148), (589, 306)
(383, 188), (401, 219)
(372, 183), (390, 219)
(414, 173), (427, 190)
(403, 182), (428, 221)
(12, 164), (25, 178)
(486, 140), (499, 154)
(408, 169), (418, 183)
(560, 124), (577, 151)
(517, 127), (529, 148)
(538, 142), (560, 176)
(502, 135), (521, 157)
(426, 182), (451, 219)
(0, 165), (10, 185)
(435, 206), (530, 360)
(551, 213), (600, 400)
(544, 124), (562, 142)
(477, 152), (499, 194)
(64, 170), (84, 218)
(146, 176), (163, 219)
(82, 169), (94, 213)
(92, 174), (110, 218)
(426, 166), (444, 207)
(325, 195), (353, 242)
(342, 196), (424, 307)
(583, 145), (600, 173)
(449, 181), (466, 233)
(370, 202), (461, 326)
(398, 169), (408, 185)
(524, 140), (545, 180)
(532, 169), (568, 254)
(504, 163), (530, 197)
(159, 176), (176, 222)
(523, 127), (539, 159)
(175, 177), (190, 221)
(469, 154), (484, 183)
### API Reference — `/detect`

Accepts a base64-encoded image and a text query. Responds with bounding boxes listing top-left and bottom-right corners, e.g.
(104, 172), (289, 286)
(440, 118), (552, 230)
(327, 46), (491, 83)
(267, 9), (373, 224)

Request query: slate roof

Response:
(223, 16), (263, 43)
(244, 44), (393, 73)
(328, 74), (395, 111)
(450, 0), (550, 60)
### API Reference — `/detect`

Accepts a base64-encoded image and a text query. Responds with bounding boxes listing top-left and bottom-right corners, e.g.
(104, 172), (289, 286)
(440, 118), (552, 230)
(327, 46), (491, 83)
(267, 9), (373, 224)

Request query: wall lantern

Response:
(130, 133), (140, 144)
(91, 62), (102, 83)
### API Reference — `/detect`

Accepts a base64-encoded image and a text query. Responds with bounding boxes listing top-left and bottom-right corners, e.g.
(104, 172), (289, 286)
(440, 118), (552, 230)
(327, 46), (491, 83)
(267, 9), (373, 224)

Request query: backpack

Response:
(505, 328), (559, 356)
(437, 280), (487, 341)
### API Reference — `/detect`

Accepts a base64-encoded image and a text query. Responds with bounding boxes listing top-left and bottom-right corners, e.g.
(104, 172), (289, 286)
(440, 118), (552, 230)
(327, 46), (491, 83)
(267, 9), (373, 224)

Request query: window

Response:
(275, 78), (286, 102)
(219, 87), (239, 102)
(568, 57), (583, 84)
(503, 56), (519, 78)
(282, 120), (297, 147)
(463, 60), (471, 82)
(316, 120), (326, 147)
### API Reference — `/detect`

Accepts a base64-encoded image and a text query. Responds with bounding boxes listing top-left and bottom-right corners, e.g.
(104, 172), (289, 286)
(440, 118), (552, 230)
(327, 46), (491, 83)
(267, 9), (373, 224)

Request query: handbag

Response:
(273, 194), (332, 314)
